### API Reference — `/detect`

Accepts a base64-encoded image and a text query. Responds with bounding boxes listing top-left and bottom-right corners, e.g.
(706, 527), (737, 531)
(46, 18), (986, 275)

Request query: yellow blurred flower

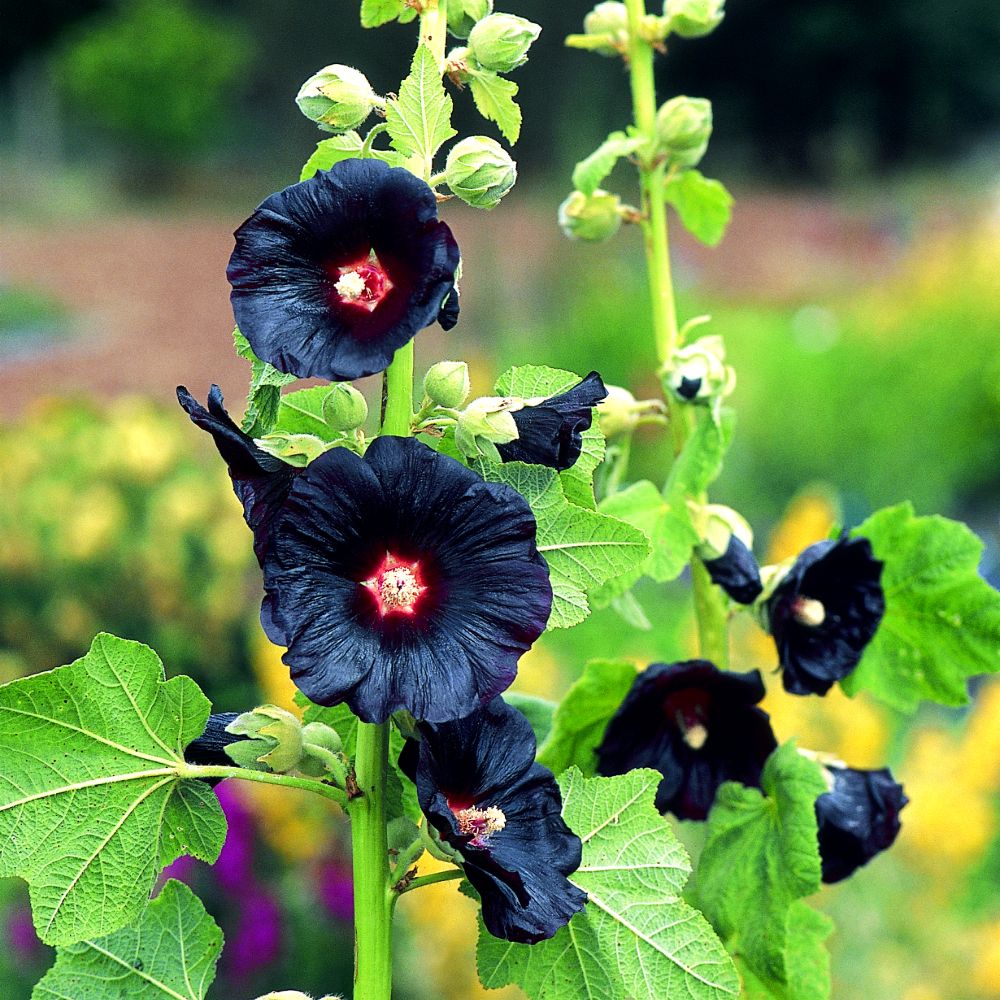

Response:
(62, 484), (125, 561)
(972, 918), (1000, 996)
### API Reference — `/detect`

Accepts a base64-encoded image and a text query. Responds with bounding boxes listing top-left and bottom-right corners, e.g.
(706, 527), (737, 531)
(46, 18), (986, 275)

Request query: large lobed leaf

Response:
(33, 880), (223, 1000)
(843, 502), (1000, 712)
(480, 462), (649, 628)
(0, 633), (225, 946)
(233, 327), (296, 439)
(360, 0), (416, 27)
(477, 769), (739, 1000)
(695, 744), (828, 996)
(467, 68), (522, 145)
(386, 45), (456, 163)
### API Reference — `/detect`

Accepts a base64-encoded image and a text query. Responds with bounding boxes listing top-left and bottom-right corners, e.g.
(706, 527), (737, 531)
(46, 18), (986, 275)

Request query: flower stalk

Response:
(624, 0), (730, 667)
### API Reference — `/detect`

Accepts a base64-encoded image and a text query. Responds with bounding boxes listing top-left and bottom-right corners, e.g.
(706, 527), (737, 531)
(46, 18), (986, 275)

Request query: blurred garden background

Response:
(2, 1), (1000, 997)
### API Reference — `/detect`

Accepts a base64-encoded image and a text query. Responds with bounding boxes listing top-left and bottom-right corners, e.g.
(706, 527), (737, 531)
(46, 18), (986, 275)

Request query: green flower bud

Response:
(445, 136), (517, 209)
(558, 189), (623, 242)
(295, 65), (381, 133)
(456, 396), (523, 459)
(322, 383), (368, 431)
(597, 385), (639, 438)
(696, 504), (753, 561)
(227, 706), (303, 773)
(655, 95), (713, 167)
(664, 0), (725, 38)
(446, 46), (474, 84)
(664, 333), (735, 404)
(468, 13), (541, 72)
(424, 360), (471, 408)
(448, 0), (494, 39)
(583, 2), (629, 56)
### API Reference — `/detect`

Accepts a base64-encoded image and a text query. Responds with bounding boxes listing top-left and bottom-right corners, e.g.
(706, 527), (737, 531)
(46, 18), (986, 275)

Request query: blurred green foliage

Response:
(50, 0), (252, 158)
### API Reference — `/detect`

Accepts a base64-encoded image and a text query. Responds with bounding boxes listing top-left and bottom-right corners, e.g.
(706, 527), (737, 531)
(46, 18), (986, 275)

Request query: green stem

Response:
(399, 868), (464, 894)
(351, 722), (393, 999)
(624, 0), (730, 667)
(176, 763), (347, 806)
(382, 341), (414, 436)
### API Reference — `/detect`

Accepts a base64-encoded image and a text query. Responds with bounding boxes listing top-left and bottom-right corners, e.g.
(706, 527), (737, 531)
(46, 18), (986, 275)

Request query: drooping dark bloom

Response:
(261, 436), (552, 724)
(497, 371), (607, 471)
(177, 385), (299, 563)
(400, 698), (587, 943)
(228, 158), (461, 381)
(815, 765), (907, 883)
(703, 535), (763, 604)
(765, 535), (885, 696)
(596, 660), (777, 820)
(184, 712), (241, 769)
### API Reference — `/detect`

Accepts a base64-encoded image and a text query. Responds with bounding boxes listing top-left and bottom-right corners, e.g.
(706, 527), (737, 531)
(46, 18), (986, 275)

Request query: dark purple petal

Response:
(767, 535), (885, 695)
(407, 699), (586, 943)
(816, 765), (907, 883)
(177, 385), (299, 563)
(497, 371), (607, 471)
(596, 660), (778, 820)
(703, 535), (763, 605)
(228, 158), (461, 381)
(184, 712), (241, 770)
(262, 437), (552, 723)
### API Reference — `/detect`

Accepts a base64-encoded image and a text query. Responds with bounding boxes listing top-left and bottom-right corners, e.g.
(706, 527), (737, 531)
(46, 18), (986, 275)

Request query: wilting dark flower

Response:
(262, 436), (552, 724)
(703, 535), (763, 605)
(401, 698), (586, 943)
(596, 660), (777, 820)
(765, 535), (885, 696)
(184, 711), (241, 769)
(497, 371), (607, 471)
(177, 385), (298, 563)
(815, 765), (907, 883)
(228, 158), (460, 381)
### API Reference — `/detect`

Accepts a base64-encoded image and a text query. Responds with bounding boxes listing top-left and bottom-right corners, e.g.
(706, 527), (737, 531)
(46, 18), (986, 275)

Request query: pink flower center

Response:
(362, 553), (426, 617)
(662, 688), (711, 750)
(791, 595), (826, 627)
(332, 253), (392, 312)
(453, 805), (507, 847)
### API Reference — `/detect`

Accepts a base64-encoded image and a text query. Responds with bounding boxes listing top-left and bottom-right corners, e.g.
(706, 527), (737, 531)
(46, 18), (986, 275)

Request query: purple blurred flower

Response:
(7, 906), (41, 961)
(317, 860), (354, 922)
(224, 888), (283, 979)
(214, 781), (256, 891)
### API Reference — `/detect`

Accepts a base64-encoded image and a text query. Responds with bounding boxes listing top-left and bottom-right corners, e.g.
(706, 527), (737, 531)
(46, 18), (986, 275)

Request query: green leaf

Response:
(477, 769), (739, 1000)
(0, 633), (225, 945)
(233, 327), (296, 438)
(537, 659), (636, 776)
(695, 743), (828, 993)
(842, 502), (1000, 712)
(663, 169), (734, 247)
(503, 692), (556, 746)
(494, 364), (607, 509)
(360, 0), (407, 27)
(254, 432), (335, 467)
(33, 880), (223, 1000)
(572, 130), (646, 197)
(273, 385), (342, 440)
(300, 132), (364, 180)
(467, 68), (522, 144)
(479, 462), (650, 629)
(738, 903), (833, 1000)
(385, 45), (456, 162)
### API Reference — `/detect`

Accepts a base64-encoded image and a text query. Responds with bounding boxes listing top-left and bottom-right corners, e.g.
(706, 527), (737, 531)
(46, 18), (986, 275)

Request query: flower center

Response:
(791, 595), (826, 627)
(333, 254), (392, 312)
(454, 805), (506, 847)
(362, 553), (426, 617)
(662, 688), (711, 750)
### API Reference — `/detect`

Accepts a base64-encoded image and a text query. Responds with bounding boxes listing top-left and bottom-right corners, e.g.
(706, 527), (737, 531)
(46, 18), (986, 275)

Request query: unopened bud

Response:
(558, 189), (623, 242)
(697, 504), (753, 561)
(322, 383), (368, 431)
(468, 13), (541, 72)
(448, 0), (494, 39)
(583, 2), (629, 56)
(295, 65), (381, 133)
(226, 706), (303, 773)
(664, 0), (725, 38)
(445, 46), (474, 84)
(664, 334), (734, 404)
(655, 96), (713, 168)
(445, 136), (517, 209)
(424, 360), (471, 409)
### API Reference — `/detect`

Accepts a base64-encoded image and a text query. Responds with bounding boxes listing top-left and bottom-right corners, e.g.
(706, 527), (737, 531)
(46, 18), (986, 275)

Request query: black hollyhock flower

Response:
(497, 371), (607, 471)
(185, 712), (241, 769)
(703, 535), (763, 604)
(400, 698), (587, 943)
(815, 765), (907, 883)
(177, 385), (299, 563)
(228, 158), (460, 381)
(765, 535), (885, 696)
(261, 436), (552, 724)
(596, 660), (777, 821)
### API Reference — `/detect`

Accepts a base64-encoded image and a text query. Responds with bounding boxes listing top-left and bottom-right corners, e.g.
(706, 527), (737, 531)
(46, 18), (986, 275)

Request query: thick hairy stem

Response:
(624, 0), (730, 667)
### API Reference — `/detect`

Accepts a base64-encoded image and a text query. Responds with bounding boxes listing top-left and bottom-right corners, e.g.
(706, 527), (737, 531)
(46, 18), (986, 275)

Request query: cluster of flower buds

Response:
(295, 64), (384, 133)
(570, 0), (725, 58)
(663, 332), (735, 406)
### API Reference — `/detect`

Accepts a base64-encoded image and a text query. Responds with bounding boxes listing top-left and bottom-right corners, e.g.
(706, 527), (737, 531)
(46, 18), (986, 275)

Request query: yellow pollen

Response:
(683, 722), (709, 750)
(455, 805), (507, 842)
(335, 269), (367, 302)
(378, 566), (421, 611)
(792, 596), (826, 627)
